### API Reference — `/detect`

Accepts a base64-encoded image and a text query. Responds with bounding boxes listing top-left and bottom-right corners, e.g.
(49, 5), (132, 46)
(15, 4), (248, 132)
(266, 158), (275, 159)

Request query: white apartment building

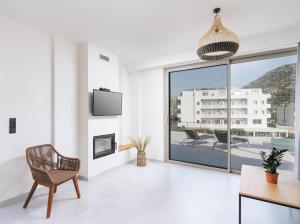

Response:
(177, 88), (271, 130)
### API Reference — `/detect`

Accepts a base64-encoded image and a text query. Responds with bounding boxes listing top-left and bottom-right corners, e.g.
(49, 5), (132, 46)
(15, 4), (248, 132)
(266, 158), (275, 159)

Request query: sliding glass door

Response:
(169, 64), (229, 169)
(168, 50), (297, 172)
(230, 54), (297, 170)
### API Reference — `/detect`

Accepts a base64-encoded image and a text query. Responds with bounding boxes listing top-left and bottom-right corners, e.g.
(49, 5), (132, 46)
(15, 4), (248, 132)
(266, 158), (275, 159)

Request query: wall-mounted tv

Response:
(92, 90), (122, 116)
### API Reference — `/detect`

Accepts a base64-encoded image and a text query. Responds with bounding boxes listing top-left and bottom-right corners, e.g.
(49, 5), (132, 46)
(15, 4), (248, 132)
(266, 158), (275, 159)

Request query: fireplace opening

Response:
(93, 133), (116, 159)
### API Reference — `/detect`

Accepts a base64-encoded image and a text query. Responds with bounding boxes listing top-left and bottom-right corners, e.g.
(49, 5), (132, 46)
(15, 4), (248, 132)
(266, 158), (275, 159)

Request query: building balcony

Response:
(197, 95), (227, 99)
(199, 104), (227, 108)
(200, 114), (227, 118)
(198, 104), (249, 109)
(200, 113), (248, 118)
(231, 104), (248, 108)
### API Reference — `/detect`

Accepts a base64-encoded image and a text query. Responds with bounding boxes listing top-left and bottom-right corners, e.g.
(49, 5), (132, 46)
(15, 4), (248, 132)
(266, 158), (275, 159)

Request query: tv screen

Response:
(93, 90), (122, 116)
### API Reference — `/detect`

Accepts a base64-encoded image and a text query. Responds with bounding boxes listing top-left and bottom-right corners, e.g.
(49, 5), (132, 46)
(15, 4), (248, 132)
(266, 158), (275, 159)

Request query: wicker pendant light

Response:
(197, 8), (239, 61)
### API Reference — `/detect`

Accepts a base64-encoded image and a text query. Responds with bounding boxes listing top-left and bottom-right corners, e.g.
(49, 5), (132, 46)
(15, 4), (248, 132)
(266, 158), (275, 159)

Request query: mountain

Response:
(243, 63), (296, 107)
(243, 63), (296, 125)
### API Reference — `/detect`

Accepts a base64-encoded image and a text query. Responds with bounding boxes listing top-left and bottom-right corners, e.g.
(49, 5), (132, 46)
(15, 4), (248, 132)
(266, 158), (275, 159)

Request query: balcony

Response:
(200, 104), (227, 108)
(201, 114), (227, 118)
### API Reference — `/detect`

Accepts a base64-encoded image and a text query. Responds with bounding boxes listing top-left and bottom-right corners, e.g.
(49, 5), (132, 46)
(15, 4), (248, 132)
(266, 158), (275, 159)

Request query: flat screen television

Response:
(92, 90), (122, 116)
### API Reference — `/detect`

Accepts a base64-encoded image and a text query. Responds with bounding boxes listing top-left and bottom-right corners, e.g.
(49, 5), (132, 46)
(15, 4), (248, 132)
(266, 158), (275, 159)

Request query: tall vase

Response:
(137, 151), (146, 166)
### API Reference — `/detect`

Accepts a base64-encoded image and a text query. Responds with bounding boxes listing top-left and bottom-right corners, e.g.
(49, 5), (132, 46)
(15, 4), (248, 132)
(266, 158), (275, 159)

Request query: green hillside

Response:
(243, 63), (296, 125)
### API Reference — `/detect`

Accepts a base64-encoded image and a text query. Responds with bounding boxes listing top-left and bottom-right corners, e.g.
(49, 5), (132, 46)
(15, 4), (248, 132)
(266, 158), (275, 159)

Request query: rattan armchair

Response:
(23, 144), (80, 218)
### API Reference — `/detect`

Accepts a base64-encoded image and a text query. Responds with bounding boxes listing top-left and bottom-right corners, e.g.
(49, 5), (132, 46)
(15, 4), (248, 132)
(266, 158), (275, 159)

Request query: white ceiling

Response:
(0, 0), (300, 64)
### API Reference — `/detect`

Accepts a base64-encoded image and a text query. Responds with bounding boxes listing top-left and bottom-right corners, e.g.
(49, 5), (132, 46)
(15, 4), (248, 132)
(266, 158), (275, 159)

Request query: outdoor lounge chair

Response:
(213, 130), (250, 150)
(183, 129), (214, 145)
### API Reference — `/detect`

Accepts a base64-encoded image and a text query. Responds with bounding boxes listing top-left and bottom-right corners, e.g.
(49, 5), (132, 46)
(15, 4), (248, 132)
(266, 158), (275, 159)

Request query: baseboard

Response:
(148, 158), (165, 162)
(0, 185), (46, 208)
(0, 193), (27, 208)
(78, 158), (136, 181)
(78, 175), (89, 181)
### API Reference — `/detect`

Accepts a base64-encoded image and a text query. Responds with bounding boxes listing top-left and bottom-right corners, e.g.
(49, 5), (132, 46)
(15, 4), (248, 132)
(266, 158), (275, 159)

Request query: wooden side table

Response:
(239, 165), (300, 224)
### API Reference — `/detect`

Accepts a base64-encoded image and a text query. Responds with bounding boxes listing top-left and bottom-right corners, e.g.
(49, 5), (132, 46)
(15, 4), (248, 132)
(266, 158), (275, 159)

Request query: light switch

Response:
(9, 118), (16, 134)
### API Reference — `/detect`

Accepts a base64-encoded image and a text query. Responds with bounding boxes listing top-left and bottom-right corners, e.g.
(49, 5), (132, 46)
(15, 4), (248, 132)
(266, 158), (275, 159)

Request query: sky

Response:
(170, 65), (227, 96)
(170, 55), (297, 96)
(231, 55), (297, 88)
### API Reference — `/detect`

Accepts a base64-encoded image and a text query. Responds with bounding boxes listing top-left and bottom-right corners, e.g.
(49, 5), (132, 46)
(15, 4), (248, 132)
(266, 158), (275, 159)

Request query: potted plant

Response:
(129, 136), (150, 167)
(259, 147), (287, 184)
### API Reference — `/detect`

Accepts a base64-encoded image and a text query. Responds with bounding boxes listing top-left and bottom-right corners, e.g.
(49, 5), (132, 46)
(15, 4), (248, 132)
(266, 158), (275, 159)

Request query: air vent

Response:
(99, 54), (109, 62)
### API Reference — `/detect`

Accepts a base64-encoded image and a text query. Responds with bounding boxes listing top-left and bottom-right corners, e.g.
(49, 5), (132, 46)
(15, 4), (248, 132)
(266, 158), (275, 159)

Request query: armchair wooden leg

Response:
(46, 184), (55, 218)
(23, 181), (38, 208)
(72, 176), (81, 198)
(54, 185), (57, 193)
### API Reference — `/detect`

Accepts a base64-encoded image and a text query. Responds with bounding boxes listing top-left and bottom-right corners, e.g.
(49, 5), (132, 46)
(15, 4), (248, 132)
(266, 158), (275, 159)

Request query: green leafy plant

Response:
(259, 147), (287, 174)
(129, 136), (150, 152)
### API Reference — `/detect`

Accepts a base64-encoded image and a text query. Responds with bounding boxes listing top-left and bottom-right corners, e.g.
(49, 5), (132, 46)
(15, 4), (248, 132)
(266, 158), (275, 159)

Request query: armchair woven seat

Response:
(48, 170), (78, 185)
(23, 144), (81, 218)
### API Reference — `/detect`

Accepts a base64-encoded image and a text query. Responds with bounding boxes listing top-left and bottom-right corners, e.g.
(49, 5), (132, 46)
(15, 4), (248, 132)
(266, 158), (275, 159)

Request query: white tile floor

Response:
(0, 161), (299, 224)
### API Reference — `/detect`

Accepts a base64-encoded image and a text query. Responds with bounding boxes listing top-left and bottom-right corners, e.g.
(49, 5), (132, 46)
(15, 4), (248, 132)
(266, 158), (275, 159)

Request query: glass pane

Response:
(230, 55), (297, 170)
(169, 65), (228, 169)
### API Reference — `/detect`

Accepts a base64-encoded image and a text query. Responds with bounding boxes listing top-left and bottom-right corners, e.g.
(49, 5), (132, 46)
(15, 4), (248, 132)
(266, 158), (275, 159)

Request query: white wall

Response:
(0, 16), (52, 202)
(0, 22), (134, 184)
(79, 43), (135, 179)
(78, 43), (89, 178)
(53, 36), (79, 157)
(129, 68), (165, 161)
(119, 66), (132, 144)
(0, 17), (80, 203)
